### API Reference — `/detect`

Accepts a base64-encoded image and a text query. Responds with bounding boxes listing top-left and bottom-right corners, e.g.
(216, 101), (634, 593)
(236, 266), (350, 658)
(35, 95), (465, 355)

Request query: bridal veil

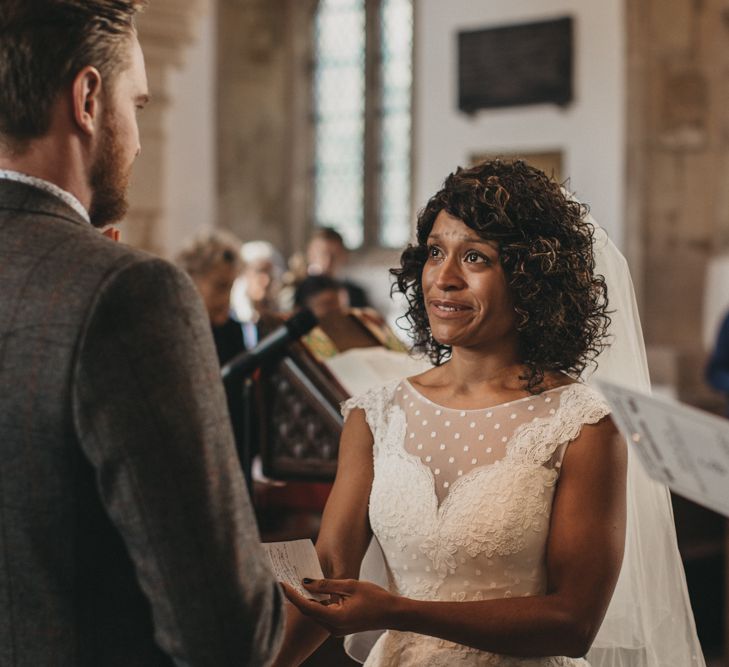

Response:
(583, 217), (705, 667)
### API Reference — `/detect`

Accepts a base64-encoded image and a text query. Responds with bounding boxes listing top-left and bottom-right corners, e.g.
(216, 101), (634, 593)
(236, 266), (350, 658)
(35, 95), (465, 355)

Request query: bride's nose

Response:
(434, 255), (466, 292)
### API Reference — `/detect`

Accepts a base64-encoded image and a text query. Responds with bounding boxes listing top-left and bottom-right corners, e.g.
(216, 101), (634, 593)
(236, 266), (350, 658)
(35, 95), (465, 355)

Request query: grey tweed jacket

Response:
(0, 179), (283, 666)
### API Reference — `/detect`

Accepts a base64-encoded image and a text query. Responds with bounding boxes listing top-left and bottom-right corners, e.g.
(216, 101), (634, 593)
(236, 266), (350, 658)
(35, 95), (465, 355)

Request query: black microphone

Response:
(221, 308), (318, 384)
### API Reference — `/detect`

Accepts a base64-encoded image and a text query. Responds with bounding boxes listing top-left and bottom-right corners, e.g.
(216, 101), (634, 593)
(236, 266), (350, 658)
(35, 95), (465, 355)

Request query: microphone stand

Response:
(229, 367), (267, 512)
(240, 377), (255, 504)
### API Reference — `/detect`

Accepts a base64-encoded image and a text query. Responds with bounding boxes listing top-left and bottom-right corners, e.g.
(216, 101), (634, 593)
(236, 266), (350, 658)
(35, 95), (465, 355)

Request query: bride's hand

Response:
(281, 578), (399, 636)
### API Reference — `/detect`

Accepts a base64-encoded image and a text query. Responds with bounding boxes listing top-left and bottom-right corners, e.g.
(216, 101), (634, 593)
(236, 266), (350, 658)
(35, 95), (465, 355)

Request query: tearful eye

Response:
(465, 251), (487, 263)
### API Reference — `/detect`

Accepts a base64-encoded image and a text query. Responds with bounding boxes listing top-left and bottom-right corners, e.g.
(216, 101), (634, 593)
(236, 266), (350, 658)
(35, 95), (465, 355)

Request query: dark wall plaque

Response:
(458, 16), (573, 113)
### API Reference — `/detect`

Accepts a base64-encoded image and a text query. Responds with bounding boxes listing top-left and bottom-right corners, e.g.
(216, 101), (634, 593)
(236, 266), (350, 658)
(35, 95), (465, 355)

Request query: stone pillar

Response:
(216, 0), (318, 257)
(627, 0), (729, 407)
(125, 0), (208, 256)
(282, 0), (319, 256)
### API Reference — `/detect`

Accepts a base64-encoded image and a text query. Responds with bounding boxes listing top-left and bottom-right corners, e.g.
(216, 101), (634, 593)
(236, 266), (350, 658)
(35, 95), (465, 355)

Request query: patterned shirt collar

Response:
(0, 169), (90, 224)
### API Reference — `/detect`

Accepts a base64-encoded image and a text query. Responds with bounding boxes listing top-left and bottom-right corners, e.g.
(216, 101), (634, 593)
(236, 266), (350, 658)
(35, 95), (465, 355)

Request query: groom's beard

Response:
(88, 112), (131, 229)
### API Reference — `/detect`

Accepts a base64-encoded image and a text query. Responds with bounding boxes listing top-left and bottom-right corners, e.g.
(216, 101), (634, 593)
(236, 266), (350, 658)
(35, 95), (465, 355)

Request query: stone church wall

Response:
(627, 0), (729, 407)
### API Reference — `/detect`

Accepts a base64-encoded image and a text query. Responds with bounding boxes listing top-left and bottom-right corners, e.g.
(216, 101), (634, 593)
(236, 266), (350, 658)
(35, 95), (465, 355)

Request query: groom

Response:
(0, 2), (282, 665)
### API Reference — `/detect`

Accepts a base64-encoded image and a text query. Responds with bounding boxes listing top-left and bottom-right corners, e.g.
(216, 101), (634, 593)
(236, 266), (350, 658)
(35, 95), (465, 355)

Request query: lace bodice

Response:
(342, 379), (611, 667)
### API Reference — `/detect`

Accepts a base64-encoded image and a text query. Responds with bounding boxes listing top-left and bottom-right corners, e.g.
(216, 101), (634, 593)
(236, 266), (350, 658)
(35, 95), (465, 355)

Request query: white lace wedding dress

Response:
(342, 378), (612, 666)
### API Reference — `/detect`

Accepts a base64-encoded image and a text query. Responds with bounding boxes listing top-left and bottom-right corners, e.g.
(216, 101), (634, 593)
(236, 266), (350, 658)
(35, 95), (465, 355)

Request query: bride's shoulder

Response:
(548, 378), (612, 423)
(341, 378), (403, 420)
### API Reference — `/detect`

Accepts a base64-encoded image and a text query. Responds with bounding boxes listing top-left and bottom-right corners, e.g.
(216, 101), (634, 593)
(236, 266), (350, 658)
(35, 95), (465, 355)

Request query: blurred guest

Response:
(706, 310), (729, 414)
(231, 240), (286, 347)
(278, 251), (308, 312)
(176, 230), (255, 465)
(294, 274), (348, 319)
(293, 274), (409, 362)
(176, 230), (245, 365)
(306, 226), (370, 307)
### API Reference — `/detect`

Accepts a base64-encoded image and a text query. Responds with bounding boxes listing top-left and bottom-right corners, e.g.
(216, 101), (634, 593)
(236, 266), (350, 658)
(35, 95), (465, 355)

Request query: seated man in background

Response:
(294, 274), (348, 320)
(306, 226), (370, 307)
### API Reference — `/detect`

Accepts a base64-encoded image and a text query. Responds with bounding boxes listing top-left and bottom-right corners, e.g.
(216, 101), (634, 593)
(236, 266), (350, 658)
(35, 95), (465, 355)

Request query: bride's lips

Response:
(428, 299), (474, 319)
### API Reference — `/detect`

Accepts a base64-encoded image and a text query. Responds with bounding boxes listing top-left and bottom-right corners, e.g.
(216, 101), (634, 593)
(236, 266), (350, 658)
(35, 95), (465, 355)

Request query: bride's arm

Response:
(270, 407), (375, 667)
(286, 417), (627, 659)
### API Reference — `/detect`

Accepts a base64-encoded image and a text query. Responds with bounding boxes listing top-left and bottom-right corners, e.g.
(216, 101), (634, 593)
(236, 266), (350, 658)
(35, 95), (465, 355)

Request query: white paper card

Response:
(262, 539), (327, 601)
(596, 379), (729, 517)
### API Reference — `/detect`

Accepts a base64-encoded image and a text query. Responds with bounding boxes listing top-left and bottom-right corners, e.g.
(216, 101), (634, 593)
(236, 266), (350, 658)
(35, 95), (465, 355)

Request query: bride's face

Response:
(422, 210), (517, 352)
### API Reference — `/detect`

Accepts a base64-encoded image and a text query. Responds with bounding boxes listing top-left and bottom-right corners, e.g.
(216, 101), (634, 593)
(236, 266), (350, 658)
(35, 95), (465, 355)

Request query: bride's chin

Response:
(431, 331), (463, 348)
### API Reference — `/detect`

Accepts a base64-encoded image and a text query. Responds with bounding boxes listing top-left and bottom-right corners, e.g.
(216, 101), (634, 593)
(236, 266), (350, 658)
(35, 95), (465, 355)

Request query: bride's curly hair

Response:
(391, 159), (611, 392)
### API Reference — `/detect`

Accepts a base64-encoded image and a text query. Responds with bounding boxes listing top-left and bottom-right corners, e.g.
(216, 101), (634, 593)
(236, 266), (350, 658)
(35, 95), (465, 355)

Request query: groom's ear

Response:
(70, 66), (103, 138)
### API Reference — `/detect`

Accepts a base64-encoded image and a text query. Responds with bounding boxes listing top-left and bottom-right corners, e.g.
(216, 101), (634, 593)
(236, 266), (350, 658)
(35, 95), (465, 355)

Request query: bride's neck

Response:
(445, 344), (523, 392)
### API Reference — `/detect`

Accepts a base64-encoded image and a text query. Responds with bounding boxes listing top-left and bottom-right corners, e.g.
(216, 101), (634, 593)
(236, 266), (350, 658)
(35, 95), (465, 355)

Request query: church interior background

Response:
(124, 0), (729, 663)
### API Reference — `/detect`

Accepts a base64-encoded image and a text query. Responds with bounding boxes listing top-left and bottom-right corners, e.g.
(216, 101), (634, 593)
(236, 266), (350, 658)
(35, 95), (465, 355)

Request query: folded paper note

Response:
(262, 539), (328, 601)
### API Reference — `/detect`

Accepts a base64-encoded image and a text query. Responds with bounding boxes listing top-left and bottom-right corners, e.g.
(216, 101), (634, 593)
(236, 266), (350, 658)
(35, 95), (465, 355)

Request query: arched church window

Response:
(313, 0), (413, 249)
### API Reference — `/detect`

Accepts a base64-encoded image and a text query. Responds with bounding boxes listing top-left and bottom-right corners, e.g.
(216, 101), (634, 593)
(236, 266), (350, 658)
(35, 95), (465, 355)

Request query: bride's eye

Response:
(465, 250), (489, 264)
(427, 245), (442, 260)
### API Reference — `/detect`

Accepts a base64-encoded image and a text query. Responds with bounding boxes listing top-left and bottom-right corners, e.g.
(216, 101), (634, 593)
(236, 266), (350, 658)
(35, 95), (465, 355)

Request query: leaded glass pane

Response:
(314, 0), (366, 248)
(379, 0), (413, 248)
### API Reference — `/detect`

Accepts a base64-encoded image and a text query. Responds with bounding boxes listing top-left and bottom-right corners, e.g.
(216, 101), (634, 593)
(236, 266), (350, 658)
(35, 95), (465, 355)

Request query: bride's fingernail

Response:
(302, 578), (313, 584)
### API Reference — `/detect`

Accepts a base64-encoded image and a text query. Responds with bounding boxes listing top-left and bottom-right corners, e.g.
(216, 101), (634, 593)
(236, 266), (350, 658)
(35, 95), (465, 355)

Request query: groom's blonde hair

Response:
(0, 0), (147, 153)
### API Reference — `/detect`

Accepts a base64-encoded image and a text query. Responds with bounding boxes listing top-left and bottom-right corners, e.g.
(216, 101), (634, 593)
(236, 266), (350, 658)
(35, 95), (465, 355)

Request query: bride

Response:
(272, 160), (705, 667)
